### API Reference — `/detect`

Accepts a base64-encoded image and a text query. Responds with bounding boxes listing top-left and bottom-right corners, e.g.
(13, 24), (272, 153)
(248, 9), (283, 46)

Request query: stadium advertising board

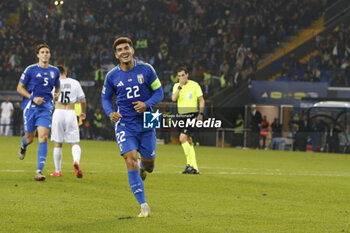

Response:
(251, 81), (328, 104)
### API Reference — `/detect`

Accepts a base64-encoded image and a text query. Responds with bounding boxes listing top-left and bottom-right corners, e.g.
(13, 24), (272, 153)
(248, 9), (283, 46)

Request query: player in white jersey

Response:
(0, 97), (14, 136)
(50, 65), (86, 178)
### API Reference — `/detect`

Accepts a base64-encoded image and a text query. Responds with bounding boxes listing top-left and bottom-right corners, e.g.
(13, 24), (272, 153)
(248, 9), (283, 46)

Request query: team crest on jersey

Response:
(50, 71), (55, 79)
(137, 74), (144, 84)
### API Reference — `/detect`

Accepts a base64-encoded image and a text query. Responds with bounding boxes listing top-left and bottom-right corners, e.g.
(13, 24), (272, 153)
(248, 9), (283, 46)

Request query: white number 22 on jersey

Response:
(116, 131), (126, 144)
(126, 86), (140, 99)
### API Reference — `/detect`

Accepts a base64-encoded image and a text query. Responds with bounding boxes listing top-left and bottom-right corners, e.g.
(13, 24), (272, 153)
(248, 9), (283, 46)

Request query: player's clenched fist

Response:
(109, 112), (123, 122)
(132, 101), (147, 113)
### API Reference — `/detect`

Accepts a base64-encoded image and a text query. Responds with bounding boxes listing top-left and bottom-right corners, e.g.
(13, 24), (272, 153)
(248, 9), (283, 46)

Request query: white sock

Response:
(72, 144), (81, 163)
(4, 125), (9, 136)
(53, 147), (62, 172)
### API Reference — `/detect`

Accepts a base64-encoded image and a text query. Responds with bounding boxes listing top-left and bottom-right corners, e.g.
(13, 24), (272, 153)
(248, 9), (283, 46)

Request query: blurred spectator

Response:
(13, 102), (22, 136)
(93, 108), (103, 139)
(260, 115), (269, 149)
(271, 118), (282, 138)
(291, 113), (312, 151)
(232, 113), (244, 147)
(202, 79), (212, 98)
(249, 104), (262, 149)
(163, 80), (173, 101)
(343, 61), (350, 86)
(312, 118), (327, 151)
(326, 122), (340, 153)
(85, 103), (95, 139)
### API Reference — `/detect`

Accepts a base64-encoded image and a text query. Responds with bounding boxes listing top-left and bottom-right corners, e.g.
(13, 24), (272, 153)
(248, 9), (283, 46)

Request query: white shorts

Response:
(1, 116), (11, 125)
(51, 109), (80, 143)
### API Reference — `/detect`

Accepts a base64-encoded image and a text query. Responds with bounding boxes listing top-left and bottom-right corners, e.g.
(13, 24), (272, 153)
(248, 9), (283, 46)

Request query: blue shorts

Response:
(23, 104), (52, 133)
(114, 123), (156, 159)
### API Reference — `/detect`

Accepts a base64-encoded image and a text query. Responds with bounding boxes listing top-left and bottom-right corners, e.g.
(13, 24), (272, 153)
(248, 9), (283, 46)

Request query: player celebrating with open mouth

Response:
(101, 37), (163, 217)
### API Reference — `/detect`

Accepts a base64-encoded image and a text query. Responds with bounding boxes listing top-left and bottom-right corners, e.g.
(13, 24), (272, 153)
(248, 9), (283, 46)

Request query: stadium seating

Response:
(0, 0), (330, 103)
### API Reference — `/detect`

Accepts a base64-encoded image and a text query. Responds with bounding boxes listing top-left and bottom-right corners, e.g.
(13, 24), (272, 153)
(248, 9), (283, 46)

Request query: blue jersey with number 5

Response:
(101, 59), (162, 132)
(19, 63), (60, 110)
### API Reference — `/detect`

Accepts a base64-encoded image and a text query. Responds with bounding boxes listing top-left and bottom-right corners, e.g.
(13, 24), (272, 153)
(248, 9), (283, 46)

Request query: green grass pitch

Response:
(1, 136), (349, 233)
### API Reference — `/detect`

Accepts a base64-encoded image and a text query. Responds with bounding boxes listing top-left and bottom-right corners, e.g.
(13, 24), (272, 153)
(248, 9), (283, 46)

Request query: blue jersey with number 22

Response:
(101, 59), (162, 132)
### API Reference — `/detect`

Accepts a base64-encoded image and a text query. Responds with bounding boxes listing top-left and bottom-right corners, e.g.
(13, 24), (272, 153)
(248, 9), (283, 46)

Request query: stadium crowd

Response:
(0, 0), (328, 100)
(2, 0), (342, 147)
(276, 23), (350, 85)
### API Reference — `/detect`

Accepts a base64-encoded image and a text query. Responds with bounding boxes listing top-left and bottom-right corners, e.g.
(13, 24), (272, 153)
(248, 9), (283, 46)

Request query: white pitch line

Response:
(205, 172), (350, 177)
(0, 170), (350, 177)
(0, 170), (26, 172)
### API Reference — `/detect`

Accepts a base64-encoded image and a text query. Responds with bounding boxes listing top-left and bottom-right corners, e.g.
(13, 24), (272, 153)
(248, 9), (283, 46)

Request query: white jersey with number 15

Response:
(57, 78), (85, 104)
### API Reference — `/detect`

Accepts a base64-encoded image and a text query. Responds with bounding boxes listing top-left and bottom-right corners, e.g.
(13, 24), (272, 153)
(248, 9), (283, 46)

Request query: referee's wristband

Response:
(199, 112), (204, 115)
(30, 95), (34, 101)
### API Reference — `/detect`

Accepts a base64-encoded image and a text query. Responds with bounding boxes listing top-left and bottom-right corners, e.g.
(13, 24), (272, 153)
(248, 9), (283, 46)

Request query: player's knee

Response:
(38, 134), (49, 142)
(26, 137), (34, 144)
(144, 163), (154, 173)
(124, 156), (138, 170)
(25, 134), (34, 144)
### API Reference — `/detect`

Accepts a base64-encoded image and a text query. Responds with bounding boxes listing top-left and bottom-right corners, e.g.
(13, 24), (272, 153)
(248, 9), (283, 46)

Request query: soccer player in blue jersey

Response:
(17, 44), (60, 181)
(101, 37), (163, 218)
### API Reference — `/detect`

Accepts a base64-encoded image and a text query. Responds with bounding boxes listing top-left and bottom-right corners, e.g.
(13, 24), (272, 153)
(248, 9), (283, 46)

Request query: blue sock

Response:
(21, 136), (30, 149)
(37, 142), (48, 171)
(128, 169), (146, 205)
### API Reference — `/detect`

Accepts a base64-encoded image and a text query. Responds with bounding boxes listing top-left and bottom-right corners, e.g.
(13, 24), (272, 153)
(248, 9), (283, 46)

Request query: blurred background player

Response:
(172, 66), (205, 174)
(101, 37), (163, 218)
(0, 96), (14, 136)
(50, 65), (86, 178)
(17, 44), (60, 181)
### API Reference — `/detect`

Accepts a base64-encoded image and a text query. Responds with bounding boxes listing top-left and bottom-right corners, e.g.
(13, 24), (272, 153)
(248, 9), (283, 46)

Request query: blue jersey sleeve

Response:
(144, 87), (164, 108)
(101, 73), (115, 117)
(19, 65), (33, 85)
(54, 68), (60, 86)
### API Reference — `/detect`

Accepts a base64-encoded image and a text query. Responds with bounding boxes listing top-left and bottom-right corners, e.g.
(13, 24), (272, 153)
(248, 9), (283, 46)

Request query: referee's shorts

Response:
(177, 112), (198, 136)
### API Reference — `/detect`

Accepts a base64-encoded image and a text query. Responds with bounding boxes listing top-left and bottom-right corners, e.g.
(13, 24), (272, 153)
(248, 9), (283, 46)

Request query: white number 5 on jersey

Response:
(43, 77), (49, 86)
